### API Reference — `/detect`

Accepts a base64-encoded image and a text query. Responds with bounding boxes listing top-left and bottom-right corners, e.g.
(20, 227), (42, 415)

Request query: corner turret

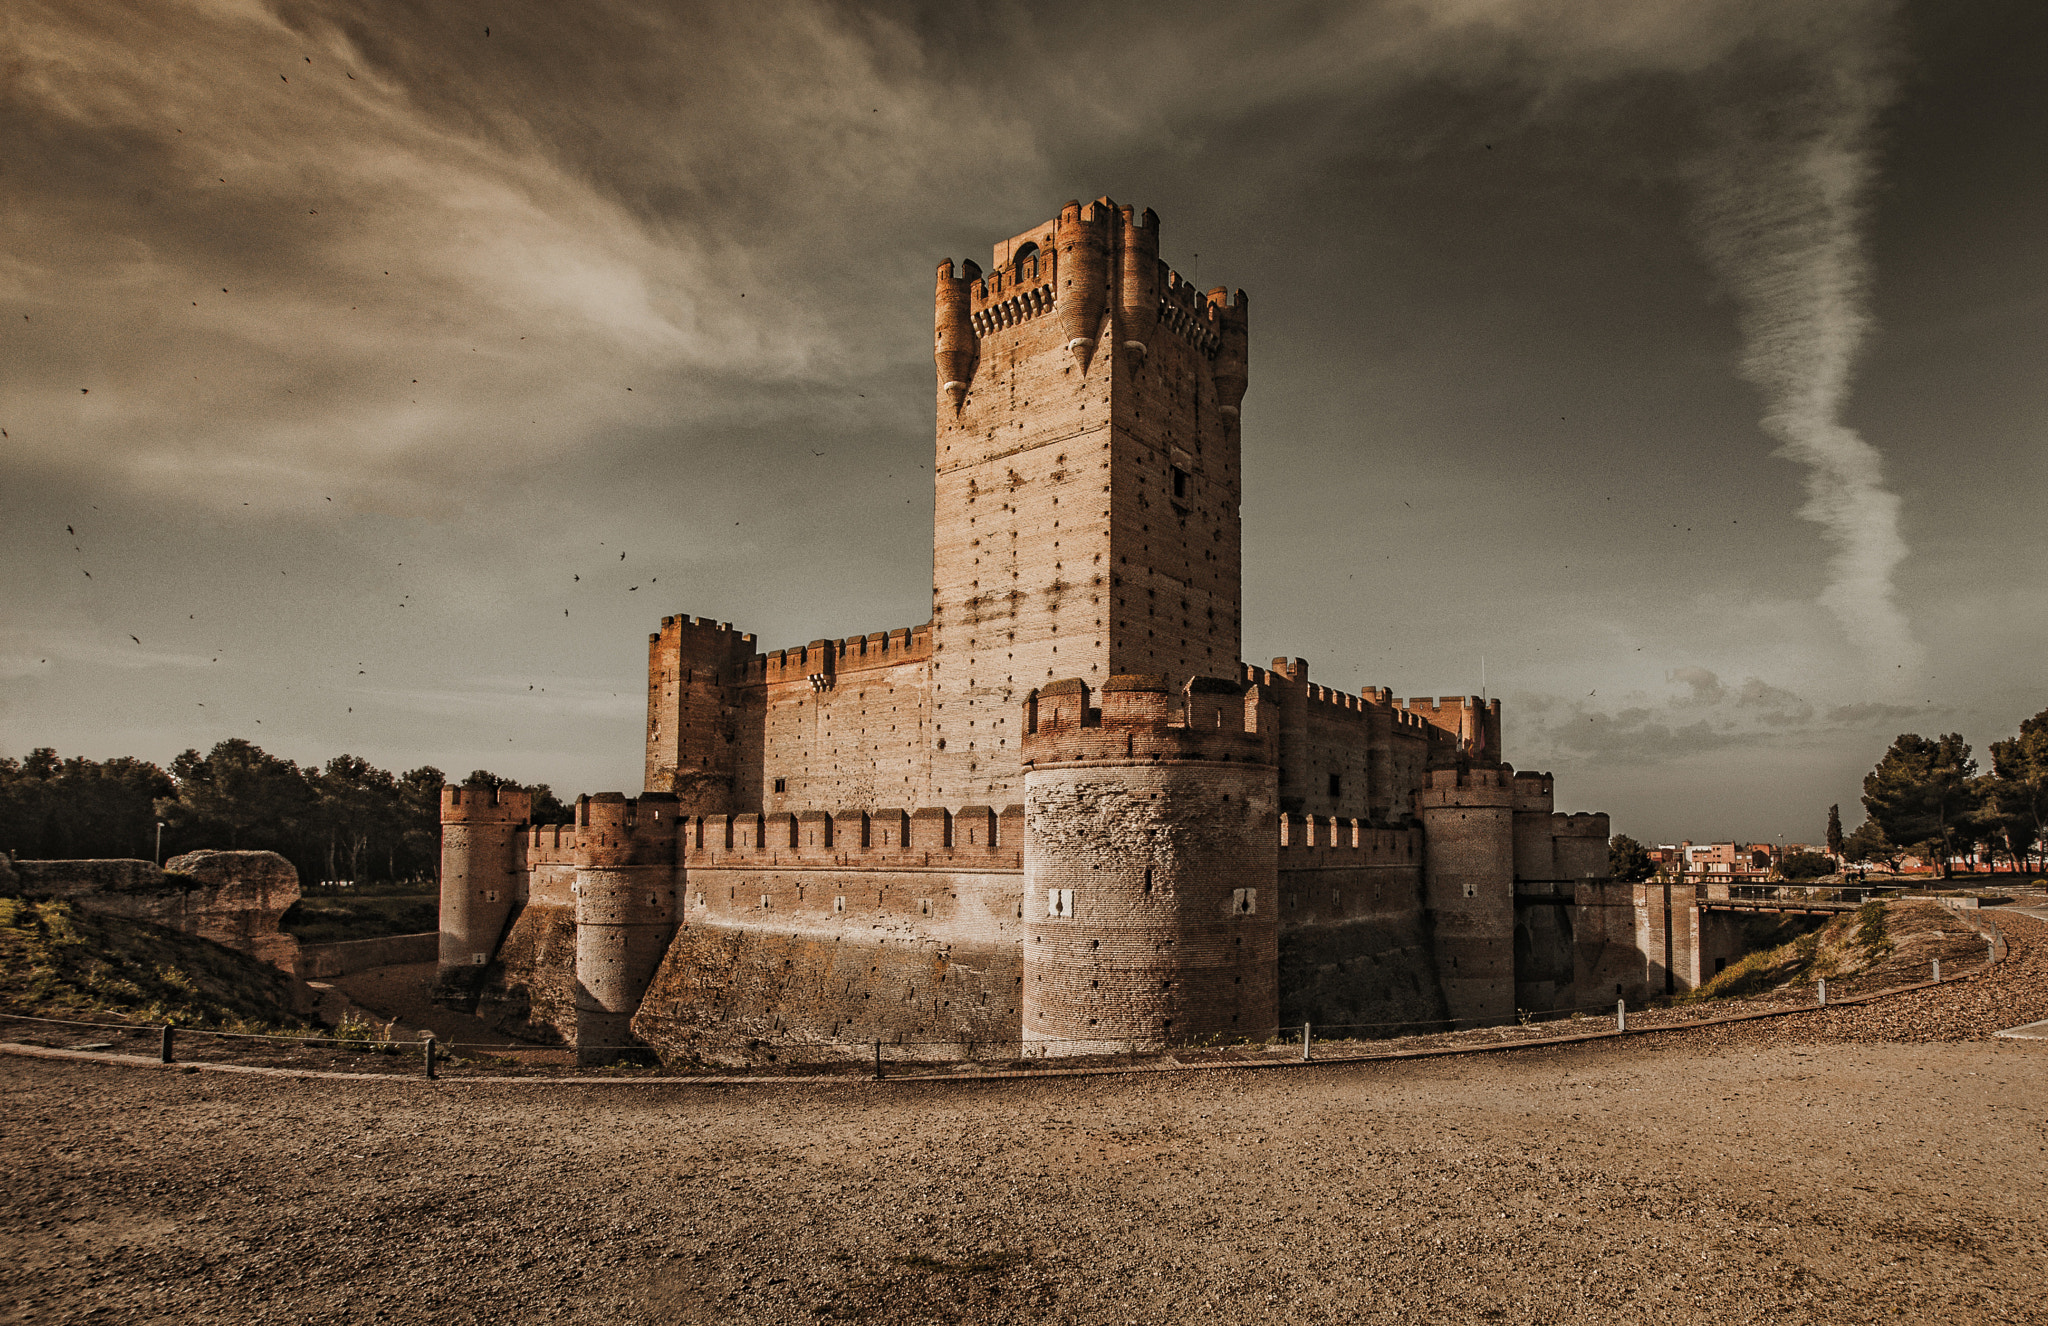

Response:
(1054, 200), (1109, 370)
(435, 781), (532, 1002)
(934, 258), (980, 410)
(572, 791), (681, 1065)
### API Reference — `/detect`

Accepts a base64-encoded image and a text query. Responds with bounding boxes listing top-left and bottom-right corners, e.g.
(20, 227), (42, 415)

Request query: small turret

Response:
(1055, 200), (1108, 370)
(1118, 206), (1159, 354)
(934, 258), (980, 410)
(1210, 288), (1248, 418)
(435, 782), (532, 1003)
(572, 791), (680, 1065)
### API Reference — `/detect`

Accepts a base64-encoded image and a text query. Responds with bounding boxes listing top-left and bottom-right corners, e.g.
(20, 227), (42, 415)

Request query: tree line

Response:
(0, 739), (569, 887)
(1839, 706), (2048, 876)
(1602, 705), (2046, 882)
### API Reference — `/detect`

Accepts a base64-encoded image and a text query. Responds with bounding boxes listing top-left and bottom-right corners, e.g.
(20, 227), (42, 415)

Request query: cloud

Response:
(1682, 2), (1921, 680)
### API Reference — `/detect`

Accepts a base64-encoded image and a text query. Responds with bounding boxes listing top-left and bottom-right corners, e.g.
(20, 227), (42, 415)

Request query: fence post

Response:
(1301, 1022), (1312, 1062)
(1616, 999), (1626, 1032)
(1816, 978), (1826, 1007)
(160, 1024), (174, 1065)
(1933, 958), (1941, 982)
(873, 1039), (882, 1081)
(422, 1034), (437, 1080)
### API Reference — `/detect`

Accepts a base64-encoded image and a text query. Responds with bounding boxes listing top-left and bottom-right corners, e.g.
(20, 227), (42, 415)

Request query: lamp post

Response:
(155, 821), (164, 866)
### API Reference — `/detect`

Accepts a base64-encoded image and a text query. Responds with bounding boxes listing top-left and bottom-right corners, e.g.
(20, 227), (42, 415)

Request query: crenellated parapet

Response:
(1020, 675), (1276, 768)
(677, 802), (1024, 869)
(752, 624), (931, 686)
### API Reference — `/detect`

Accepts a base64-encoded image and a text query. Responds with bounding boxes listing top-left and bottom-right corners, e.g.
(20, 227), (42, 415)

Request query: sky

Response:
(3, 0), (2044, 844)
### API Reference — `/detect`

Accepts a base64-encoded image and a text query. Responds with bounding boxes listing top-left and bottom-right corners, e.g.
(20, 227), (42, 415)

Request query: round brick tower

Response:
(437, 782), (531, 993)
(1418, 765), (1516, 1026)
(1020, 676), (1278, 1055)
(572, 791), (680, 1066)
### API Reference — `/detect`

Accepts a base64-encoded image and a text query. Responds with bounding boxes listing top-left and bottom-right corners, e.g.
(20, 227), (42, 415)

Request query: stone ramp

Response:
(326, 961), (571, 1065)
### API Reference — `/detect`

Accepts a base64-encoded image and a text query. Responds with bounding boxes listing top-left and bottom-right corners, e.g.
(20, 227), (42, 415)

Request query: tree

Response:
(1825, 804), (1845, 859)
(1609, 834), (1654, 882)
(1862, 733), (1983, 879)
(158, 739), (317, 862)
(0, 750), (173, 860)
(309, 755), (402, 885)
(1983, 708), (2048, 873)
(1779, 850), (1834, 881)
(1842, 819), (1899, 872)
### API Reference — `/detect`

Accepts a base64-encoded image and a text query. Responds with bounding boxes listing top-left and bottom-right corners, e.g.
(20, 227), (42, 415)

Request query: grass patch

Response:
(0, 895), (307, 1031)
(1679, 900), (1910, 1006)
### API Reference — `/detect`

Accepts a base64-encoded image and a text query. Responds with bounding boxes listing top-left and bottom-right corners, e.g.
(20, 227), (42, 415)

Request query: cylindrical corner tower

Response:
(934, 258), (979, 410)
(1055, 200), (1107, 369)
(1418, 766), (1516, 1026)
(437, 783), (532, 987)
(1020, 676), (1279, 1055)
(572, 792), (680, 1066)
(1118, 205), (1159, 351)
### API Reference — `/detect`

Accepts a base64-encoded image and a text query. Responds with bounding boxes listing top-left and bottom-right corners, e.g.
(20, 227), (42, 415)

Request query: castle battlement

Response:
(1020, 675), (1275, 767)
(1277, 815), (1422, 858)
(443, 194), (1618, 1064)
(441, 783), (531, 824)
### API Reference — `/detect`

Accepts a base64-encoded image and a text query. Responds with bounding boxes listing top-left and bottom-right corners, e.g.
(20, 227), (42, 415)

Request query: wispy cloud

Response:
(1684, 3), (1919, 679)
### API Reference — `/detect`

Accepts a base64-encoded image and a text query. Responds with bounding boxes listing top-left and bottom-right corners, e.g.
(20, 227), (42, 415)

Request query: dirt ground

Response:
(3, 915), (2046, 1325)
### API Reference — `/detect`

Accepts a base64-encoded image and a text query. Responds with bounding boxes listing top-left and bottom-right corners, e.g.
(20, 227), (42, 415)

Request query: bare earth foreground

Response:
(5, 917), (2048, 1325)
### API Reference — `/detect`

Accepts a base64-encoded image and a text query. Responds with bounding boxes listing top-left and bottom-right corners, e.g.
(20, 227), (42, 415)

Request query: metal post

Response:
(1817, 978), (1826, 1007)
(422, 1035), (437, 1080)
(873, 1039), (882, 1080)
(1301, 1022), (1311, 1062)
(1932, 958), (1940, 983)
(1616, 1000), (1626, 1032)
(160, 1024), (174, 1064)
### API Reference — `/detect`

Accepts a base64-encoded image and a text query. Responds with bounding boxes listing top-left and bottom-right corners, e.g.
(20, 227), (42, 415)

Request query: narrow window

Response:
(773, 777), (786, 793)
(1328, 772), (1341, 798)
(1171, 466), (1188, 499)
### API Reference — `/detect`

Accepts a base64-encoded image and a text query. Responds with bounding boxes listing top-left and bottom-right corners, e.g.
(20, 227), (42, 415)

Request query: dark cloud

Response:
(2, 0), (2042, 835)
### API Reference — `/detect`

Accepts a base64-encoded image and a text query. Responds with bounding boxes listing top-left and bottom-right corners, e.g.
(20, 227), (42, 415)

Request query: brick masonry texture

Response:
(439, 196), (1641, 1063)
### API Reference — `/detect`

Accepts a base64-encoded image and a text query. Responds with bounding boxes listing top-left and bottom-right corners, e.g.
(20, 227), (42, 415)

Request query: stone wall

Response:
(631, 924), (1023, 1064)
(298, 931), (438, 979)
(3, 850), (300, 973)
(474, 903), (578, 1043)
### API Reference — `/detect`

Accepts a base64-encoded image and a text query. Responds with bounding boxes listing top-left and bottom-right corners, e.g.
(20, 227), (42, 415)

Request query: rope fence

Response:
(0, 945), (1997, 1079)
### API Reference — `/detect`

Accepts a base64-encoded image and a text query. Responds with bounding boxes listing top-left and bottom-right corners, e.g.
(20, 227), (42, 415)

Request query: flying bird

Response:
(130, 635), (140, 644)
(66, 525), (73, 534)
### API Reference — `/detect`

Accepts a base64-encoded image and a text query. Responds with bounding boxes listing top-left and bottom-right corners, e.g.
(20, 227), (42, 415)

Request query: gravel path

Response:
(3, 913), (2045, 1325)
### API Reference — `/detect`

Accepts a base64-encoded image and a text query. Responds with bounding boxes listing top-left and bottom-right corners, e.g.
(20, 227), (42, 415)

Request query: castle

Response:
(436, 198), (1639, 1065)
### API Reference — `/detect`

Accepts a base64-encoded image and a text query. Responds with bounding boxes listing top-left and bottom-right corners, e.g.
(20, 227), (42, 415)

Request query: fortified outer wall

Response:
(631, 805), (1028, 1060)
(1273, 817), (1444, 1033)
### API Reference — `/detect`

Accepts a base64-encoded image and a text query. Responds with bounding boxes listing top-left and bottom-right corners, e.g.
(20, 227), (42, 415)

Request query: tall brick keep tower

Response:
(929, 199), (1247, 803)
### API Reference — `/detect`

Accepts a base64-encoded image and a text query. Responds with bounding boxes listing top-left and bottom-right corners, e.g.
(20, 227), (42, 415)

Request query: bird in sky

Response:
(66, 525), (74, 534)
(130, 635), (140, 644)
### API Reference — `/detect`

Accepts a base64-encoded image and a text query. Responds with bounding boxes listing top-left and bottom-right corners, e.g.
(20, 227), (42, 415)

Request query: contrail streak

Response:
(1689, 18), (1920, 680)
